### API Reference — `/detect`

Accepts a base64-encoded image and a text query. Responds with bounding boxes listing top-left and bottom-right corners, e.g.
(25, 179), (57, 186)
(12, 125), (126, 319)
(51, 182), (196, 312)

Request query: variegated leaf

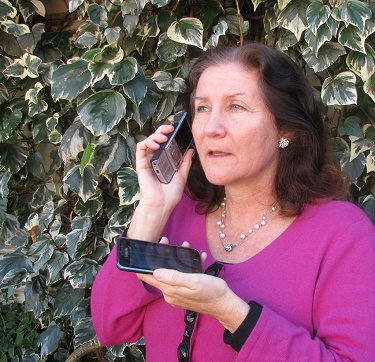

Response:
(54, 284), (85, 317)
(304, 24), (331, 56)
(64, 259), (99, 288)
(152, 71), (185, 92)
(251, 0), (266, 11)
(302, 42), (346, 72)
(340, 151), (366, 182)
(51, 59), (92, 101)
(74, 317), (97, 347)
(338, 116), (363, 138)
(108, 56), (138, 86)
(349, 136), (371, 162)
(0, 0), (17, 18)
(138, 15), (159, 38)
(77, 90), (127, 136)
(338, 24), (366, 54)
(321, 71), (357, 106)
(117, 167), (140, 206)
(276, 0), (309, 41)
(167, 18), (203, 49)
(103, 206), (134, 242)
(346, 45), (375, 82)
(331, 0), (371, 32)
(63, 165), (98, 203)
(364, 74), (375, 102)
(156, 33), (187, 63)
(306, 2), (331, 35)
(104, 26), (121, 44)
(1, 20), (30, 36)
(278, 0), (293, 11)
(77, 32), (98, 48)
(205, 20), (228, 49)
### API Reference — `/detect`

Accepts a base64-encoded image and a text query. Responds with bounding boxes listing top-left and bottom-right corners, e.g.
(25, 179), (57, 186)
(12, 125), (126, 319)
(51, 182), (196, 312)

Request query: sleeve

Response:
(235, 217), (375, 361)
(90, 245), (160, 346)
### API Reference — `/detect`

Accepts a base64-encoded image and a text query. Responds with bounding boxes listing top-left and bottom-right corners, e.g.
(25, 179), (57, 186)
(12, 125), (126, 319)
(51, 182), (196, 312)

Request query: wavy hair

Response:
(185, 42), (348, 216)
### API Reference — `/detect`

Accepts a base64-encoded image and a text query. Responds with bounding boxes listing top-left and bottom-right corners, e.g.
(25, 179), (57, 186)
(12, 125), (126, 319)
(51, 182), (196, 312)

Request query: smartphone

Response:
(116, 237), (203, 274)
(150, 111), (194, 183)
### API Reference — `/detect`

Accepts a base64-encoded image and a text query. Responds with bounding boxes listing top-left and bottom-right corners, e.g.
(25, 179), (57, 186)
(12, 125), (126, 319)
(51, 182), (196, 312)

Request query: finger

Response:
(159, 236), (169, 244)
(153, 268), (192, 287)
(181, 241), (190, 248)
(201, 251), (207, 264)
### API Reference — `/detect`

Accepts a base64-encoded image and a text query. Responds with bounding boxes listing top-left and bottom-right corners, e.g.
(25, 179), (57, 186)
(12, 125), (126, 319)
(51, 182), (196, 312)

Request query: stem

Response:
(235, 0), (244, 46)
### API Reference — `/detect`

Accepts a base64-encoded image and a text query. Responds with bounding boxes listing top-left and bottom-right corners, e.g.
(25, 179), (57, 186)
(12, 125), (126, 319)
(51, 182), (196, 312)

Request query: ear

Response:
(279, 131), (295, 142)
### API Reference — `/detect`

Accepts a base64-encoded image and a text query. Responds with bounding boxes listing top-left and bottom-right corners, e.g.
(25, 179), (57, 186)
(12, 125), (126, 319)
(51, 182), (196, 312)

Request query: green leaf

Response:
(77, 90), (127, 136)
(338, 116), (363, 138)
(51, 59), (92, 101)
(80, 140), (98, 176)
(346, 45), (375, 82)
(302, 42), (346, 72)
(156, 33), (187, 63)
(157, 10), (177, 32)
(276, 0), (309, 41)
(64, 259), (99, 288)
(155, 91), (179, 122)
(54, 284), (85, 317)
(63, 165), (99, 203)
(118, 167), (140, 206)
(0, 0), (17, 18)
(108, 56), (138, 85)
(39, 322), (63, 358)
(167, 18), (204, 49)
(306, 2), (331, 35)
(198, 0), (225, 29)
(331, 0), (371, 32)
(321, 71), (357, 106)
(338, 24), (366, 54)
(123, 66), (147, 106)
(0, 141), (29, 174)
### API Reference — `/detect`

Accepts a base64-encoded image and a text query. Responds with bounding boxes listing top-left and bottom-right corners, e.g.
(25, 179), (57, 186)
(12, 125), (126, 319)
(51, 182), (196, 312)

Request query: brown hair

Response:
(186, 42), (348, 216)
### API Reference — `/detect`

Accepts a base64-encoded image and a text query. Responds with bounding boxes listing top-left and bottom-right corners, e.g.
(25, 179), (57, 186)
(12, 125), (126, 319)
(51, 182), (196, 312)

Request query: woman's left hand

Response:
(137, 241), (250, 333)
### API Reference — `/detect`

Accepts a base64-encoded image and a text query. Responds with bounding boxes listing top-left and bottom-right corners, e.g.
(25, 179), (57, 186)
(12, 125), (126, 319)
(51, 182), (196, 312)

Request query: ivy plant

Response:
(0, 0), (374, 359)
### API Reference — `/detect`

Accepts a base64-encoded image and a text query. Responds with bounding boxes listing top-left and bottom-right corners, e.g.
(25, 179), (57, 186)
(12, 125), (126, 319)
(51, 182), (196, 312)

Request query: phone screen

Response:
(116, 237), (203, 274)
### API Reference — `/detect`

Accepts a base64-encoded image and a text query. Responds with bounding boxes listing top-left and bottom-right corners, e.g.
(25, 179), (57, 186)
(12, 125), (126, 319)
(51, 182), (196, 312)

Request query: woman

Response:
(91, 43), (375, 361)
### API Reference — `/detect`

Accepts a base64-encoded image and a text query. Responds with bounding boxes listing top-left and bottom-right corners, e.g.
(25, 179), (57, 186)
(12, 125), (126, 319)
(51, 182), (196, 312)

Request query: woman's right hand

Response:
(135, 123), (194, 212)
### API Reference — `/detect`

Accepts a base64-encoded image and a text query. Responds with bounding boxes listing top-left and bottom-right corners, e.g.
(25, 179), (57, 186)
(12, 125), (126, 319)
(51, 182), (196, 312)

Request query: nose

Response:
(201, 110), (226, 138)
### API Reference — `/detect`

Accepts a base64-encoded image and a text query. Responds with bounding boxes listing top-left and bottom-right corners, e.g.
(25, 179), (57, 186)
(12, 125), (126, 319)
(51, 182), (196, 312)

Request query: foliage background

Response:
(0, 0), (374, 360)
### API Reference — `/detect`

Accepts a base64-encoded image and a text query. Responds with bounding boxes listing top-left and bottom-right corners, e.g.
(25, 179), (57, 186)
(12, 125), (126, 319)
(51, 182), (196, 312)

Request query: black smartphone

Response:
(116, 237), (203, 274)
(150, 111), (194, 183)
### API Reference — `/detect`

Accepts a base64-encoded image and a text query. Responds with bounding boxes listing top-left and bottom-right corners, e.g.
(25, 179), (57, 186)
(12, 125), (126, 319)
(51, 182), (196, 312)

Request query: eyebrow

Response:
(193, 92), (248, 101)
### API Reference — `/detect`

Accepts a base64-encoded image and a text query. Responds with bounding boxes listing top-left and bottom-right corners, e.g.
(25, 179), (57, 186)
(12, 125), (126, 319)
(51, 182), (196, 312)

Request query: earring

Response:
(278, 138), (289, 148)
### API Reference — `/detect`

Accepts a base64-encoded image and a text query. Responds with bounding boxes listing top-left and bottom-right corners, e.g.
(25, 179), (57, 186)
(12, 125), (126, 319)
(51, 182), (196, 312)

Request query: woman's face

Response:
(192, 62), (281, 188)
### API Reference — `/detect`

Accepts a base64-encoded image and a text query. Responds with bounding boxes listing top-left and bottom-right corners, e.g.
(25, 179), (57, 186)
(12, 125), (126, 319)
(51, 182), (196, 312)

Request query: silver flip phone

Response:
(150, 112), (193, 183)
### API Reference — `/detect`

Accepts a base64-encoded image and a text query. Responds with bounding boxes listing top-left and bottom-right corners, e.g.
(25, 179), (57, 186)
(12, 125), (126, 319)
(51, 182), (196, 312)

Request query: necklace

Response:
(217, 197), (277, 252)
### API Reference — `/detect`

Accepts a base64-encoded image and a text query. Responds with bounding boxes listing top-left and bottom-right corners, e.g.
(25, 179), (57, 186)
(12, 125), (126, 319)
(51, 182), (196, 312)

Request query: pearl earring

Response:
(278, 138), (289, 148)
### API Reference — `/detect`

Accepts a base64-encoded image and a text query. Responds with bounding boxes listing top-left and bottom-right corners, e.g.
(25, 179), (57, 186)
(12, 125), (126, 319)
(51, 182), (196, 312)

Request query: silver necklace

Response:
(217, 197), (277, 252)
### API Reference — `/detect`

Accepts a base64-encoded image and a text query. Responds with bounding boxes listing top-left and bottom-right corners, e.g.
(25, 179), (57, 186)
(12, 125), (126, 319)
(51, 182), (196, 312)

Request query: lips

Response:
(208, 150), (229, 156)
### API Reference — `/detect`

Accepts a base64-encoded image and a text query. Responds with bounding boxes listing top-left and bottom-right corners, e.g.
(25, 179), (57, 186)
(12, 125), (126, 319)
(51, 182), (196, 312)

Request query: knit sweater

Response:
(91, 194), (375, 361)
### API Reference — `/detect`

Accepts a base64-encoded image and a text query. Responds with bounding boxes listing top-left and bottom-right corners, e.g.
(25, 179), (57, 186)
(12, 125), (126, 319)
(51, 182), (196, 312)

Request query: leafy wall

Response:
(0, 0), (374, 359)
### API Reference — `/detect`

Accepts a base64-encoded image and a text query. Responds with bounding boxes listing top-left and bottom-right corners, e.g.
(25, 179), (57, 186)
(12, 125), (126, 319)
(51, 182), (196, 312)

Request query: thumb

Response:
(153, 268), (186, 286)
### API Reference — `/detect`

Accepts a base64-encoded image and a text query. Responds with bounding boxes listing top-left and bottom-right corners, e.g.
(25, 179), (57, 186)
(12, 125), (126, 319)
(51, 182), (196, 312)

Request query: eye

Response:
(196, 105), (209, 112)
(231, 104), (244, 111)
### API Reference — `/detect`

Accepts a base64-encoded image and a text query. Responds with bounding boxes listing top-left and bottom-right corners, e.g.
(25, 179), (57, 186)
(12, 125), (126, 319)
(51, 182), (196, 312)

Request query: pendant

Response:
(224, 243), (234, 252)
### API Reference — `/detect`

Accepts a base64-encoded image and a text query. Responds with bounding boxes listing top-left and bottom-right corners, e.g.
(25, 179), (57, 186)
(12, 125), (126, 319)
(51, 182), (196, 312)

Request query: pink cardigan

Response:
(91, 194), (375, 361)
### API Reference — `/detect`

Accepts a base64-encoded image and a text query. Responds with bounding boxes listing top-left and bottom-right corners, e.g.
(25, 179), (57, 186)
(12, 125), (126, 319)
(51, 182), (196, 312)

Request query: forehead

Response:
(194, 62), (262, 99)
